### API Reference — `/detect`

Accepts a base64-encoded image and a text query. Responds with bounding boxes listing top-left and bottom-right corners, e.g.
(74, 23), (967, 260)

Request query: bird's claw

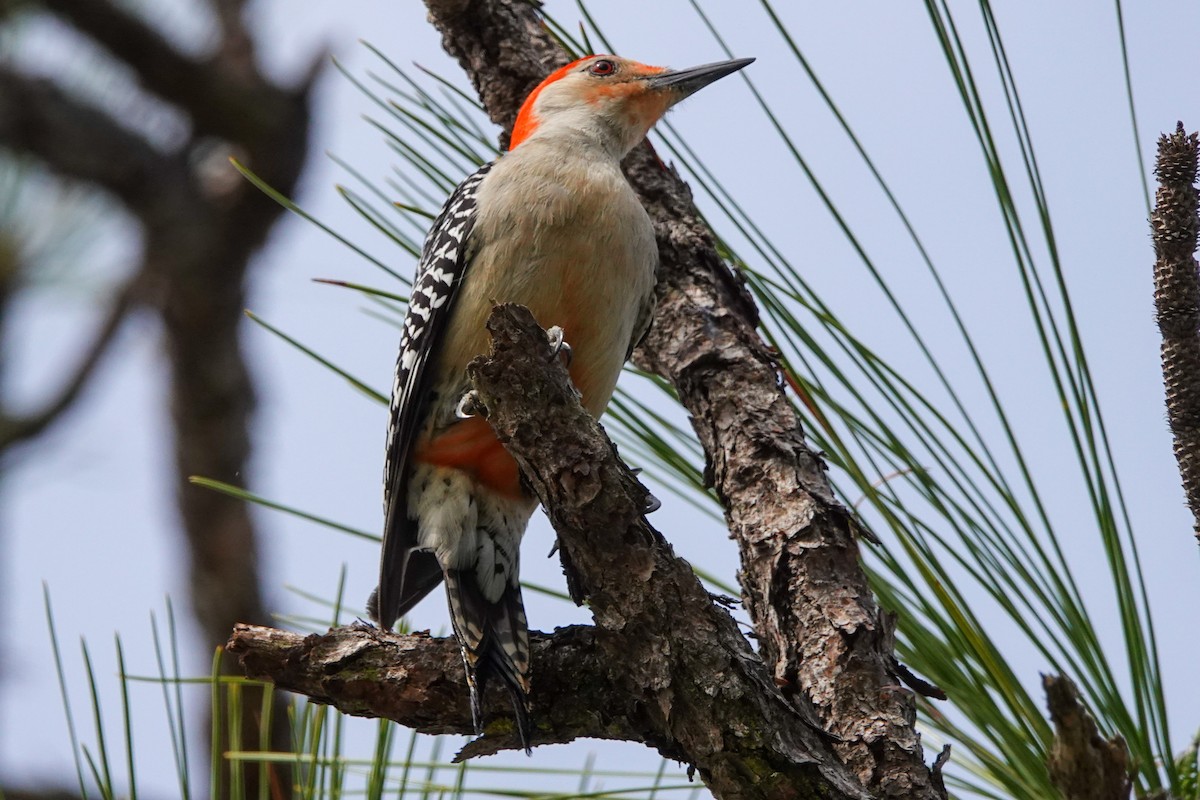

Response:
(456, 390), (486, 419)
(546, 325), (573, 366)
(644, 491), (662, 514)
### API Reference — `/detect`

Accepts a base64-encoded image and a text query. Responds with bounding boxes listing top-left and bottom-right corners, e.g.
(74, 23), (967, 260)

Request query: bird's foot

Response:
(627, 467), (660, 513)
(455, 390), (487, 419)
(545, 325), (573, 367)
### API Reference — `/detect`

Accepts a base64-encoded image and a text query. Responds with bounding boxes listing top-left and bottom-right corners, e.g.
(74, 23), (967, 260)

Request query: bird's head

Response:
(509, 54), (754, 157)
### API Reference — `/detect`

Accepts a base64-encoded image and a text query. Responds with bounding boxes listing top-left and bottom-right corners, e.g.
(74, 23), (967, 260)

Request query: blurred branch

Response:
(205, 0), (256, 78)
(1044, 674), (1132, 800)
(0, 274), (139, 450)
(0, 788), (91, 800)
(0, 66), (177, 211)
(32, 0), (288, 143)
(419, 1), (940, 796)
(0, 0), (314, 644)
(1151, 122), (1200, 544)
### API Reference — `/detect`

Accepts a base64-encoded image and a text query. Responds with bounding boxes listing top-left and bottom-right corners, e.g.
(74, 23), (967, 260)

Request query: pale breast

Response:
(431, 145), (658, 425)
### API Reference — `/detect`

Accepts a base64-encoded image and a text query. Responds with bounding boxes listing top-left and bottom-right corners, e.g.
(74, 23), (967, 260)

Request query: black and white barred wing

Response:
(373, 160), (494, 630)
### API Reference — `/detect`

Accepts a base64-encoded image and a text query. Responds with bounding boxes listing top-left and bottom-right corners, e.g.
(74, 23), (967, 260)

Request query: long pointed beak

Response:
(646, 57), (755, 99)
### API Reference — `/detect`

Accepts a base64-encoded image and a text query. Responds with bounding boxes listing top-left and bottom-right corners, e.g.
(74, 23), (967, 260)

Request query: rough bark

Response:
(228, 303), (951, 797)
(234, 305), (871, 799)
(230, 624), (647, 760)
(628, 144), (931, 796)
(0, 0), (319, 794)
(419, 2), (939, 796)
(231, 1), (941, 796)
(1044, 674), (1132, 800)
(1151, 122), (1200, 543)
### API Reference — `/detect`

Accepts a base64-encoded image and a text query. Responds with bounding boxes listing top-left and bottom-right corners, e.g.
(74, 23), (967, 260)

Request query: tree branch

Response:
(627, 146), (934, 792)
(473, 305), (873, 797)
(419, 3), (940, 796)
(234, 304), (872, 799)
(1151, 122), (1200, 543)
(229, 624), (658, 760)
(0, 66), (181, 212)
(208, 0), (257, 81)
(0, 274), (140, 450)
(31, 0), (295, 143)
(1044, 674), (1131, 800)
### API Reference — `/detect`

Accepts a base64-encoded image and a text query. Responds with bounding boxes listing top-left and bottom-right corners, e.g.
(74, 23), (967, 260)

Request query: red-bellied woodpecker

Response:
(370, 53), (753, 750)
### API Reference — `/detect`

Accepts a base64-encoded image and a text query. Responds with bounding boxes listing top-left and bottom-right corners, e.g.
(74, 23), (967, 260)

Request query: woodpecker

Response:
(370, 53), (753, 749)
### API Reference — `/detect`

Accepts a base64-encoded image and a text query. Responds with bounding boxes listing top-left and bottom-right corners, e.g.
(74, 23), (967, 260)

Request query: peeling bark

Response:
(1044, 675), (1131, 800)
(229, 623), (644, 761)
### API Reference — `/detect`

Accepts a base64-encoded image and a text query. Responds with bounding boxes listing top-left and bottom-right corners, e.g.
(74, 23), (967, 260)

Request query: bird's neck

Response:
(511, 108), (644, 162)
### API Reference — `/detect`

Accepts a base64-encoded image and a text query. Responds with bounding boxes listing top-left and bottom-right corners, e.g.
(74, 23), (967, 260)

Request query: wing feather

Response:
(374, 161), (495, 630)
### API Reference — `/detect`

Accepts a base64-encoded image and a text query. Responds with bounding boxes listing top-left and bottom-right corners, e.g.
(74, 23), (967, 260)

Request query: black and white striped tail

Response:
(444, 569), (533, 753)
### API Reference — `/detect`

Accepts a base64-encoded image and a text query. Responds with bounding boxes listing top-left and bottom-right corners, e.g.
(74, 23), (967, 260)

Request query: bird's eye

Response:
(589, 59), (617, 77)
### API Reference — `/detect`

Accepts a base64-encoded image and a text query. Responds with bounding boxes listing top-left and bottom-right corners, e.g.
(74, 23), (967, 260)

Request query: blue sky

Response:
(3, 1), (1198, 796)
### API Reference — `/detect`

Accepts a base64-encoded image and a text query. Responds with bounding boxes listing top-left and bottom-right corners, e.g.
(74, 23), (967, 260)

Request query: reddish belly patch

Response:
(415, 417), (524, 498)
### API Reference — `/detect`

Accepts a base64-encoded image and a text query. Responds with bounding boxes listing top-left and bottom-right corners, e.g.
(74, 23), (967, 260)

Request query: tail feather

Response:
(444, 569), (533, 753)
(373, 515), (444, 630)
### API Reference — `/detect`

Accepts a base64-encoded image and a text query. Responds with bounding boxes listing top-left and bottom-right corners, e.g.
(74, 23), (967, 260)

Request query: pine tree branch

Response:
(233, 304), (872, 799)
(1151, 122), (1200, 543)
(228, 624), (648, 760)
(419, 2), (941, 796)
(33, 0), (294, 143)
(0, 66), (180, 212)
(1044, 674), (1132, 800)
(0, 274), (140, 451)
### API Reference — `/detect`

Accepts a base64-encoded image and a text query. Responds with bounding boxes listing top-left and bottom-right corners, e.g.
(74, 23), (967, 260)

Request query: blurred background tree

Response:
(0, 0), (317, 794)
